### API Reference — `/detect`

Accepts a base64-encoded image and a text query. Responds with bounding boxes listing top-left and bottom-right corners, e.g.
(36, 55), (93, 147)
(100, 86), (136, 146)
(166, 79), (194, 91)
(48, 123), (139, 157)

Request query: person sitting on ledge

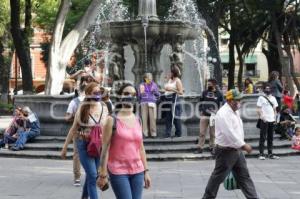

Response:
(11, 106), (40, 151)
(0, 107), (29, 150)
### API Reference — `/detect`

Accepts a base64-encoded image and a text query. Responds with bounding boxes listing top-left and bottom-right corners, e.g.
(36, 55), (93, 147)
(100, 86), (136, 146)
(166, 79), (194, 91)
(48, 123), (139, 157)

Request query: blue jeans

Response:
(0, 133), (17, 146)
(14, 130), (40, 148)
(76, 139), (100, 199)
(165, 103), (182, 137)
(109, 172), (144, 199)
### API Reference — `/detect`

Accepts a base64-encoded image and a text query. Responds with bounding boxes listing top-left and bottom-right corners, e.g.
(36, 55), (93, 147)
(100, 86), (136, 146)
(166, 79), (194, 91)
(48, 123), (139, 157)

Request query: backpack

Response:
(87, 105), (104, 158)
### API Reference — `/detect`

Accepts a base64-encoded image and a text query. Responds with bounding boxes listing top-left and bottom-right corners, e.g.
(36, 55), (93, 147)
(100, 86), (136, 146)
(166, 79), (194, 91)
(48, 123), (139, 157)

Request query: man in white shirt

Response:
(203, 89), (258, 199)
(61, 79), (87, 187)
(257, 83), (279, 160)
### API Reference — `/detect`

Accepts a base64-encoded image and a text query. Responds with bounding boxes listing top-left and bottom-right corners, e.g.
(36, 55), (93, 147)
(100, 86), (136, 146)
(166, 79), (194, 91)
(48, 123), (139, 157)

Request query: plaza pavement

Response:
(0, 156), (300, 199)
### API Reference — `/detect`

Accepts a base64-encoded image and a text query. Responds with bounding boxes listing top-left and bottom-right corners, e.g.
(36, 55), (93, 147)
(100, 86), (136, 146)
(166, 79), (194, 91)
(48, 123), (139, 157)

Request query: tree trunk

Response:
(0, 39), (10, 102)
(10, 0), (33, 94)
(197, 2), (223, 87)
(271, 11), (294, 94)
(236, 44), (244, 92)
(228, 5), (235, 90)
(45, 0), (102, 95)
(283, 33), (300, 93)
(45, 0), (72, 95)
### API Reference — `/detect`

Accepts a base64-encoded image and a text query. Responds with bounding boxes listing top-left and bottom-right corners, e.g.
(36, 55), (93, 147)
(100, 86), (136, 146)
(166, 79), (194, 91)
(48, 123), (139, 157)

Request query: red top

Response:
(108, 117), (144, 175)
(283, 95), (294, 109)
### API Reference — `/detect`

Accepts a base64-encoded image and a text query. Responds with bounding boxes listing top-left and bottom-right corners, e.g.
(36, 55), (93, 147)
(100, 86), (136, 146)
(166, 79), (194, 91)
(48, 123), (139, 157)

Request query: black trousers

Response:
(203, 147), (258, 199)
(259, 121), (274, 155)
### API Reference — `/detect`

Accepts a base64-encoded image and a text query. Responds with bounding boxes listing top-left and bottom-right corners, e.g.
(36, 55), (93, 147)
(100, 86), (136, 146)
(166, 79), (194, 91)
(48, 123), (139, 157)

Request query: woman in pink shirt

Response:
(97, 83), (151, 199)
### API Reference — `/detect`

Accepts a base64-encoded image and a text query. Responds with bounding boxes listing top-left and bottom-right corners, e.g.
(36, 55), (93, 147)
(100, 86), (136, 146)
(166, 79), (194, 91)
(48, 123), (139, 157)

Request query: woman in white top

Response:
(163, 66), (184, 138)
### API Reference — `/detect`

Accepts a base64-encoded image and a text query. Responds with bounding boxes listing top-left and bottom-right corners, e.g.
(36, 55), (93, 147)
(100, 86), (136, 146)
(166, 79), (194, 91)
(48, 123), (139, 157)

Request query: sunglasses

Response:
(122, 91), (136, 96)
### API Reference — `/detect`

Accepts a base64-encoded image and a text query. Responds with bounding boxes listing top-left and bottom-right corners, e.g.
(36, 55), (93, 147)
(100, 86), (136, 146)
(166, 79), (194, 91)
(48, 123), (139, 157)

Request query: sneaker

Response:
(194, 148), (203, 154)
(258, 155), (266, 160)
(268, 154), (280, 160)
(11, 146), (20, 151)
(73, 179), (81, 187)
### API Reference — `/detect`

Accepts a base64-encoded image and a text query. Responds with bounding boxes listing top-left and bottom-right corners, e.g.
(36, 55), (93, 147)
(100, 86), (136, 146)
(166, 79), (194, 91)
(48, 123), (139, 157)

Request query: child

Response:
(291, 127), (300, 150)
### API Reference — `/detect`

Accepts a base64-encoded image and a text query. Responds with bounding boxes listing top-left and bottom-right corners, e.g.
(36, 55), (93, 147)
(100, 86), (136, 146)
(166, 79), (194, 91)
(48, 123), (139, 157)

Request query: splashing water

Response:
(167, 0), (221, 89)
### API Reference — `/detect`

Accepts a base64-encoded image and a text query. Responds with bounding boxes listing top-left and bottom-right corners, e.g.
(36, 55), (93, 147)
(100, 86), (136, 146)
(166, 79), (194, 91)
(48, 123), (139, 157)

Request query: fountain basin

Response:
(13, 94), (260, 136)
(99, 20), (199, 43)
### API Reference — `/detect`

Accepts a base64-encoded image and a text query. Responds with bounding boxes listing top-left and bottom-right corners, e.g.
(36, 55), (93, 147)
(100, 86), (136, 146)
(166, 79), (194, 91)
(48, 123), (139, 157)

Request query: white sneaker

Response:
(268, 154), (280, 160)
(258, 155), (266, 160)
(73, 179), (81, 187)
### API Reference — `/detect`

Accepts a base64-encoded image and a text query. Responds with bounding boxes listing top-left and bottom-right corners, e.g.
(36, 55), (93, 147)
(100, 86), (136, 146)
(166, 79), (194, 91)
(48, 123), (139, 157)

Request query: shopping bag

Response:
(224, 172), (239, 190)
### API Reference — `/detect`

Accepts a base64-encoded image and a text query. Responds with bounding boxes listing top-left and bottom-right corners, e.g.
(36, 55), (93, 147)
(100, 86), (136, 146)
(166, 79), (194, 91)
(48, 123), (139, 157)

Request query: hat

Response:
(225, 89), (242, 101)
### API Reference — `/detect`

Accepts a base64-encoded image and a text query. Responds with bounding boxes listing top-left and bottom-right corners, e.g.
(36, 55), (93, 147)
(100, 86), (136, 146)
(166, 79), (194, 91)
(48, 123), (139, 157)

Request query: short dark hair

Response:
(263, 82), (272, 90)
(208, 78), (217, 85)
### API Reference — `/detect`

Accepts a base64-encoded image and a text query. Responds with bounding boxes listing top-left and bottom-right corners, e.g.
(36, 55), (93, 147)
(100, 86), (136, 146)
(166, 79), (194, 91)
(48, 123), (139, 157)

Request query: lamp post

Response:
(142, 16), (149, 73)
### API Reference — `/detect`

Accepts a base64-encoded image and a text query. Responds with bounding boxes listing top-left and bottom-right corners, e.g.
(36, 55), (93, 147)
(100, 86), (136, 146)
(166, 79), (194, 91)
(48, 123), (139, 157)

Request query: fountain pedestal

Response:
(99, 20), (198, 87)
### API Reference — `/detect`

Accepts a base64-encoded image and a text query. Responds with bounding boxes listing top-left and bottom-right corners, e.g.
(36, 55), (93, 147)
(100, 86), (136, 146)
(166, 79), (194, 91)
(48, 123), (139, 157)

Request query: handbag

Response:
(256, 119), (262, 129)
(224, 172), (239, 190)
(256, 96), (274, 129)
(87, 105), (104, 158)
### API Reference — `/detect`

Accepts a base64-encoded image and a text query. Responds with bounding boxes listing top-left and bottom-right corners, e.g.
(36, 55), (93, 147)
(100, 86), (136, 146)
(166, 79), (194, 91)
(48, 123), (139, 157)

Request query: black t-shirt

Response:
(200, 89), (224, 116)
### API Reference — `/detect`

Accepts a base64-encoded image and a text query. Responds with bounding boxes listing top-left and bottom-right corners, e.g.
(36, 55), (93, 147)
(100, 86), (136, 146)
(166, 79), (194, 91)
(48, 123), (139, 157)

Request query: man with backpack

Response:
(257, 82), (279, 160)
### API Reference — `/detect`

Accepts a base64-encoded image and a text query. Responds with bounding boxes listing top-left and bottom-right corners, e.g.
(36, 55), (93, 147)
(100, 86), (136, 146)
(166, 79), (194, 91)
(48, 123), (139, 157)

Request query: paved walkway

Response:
(0, 156), (300, 199)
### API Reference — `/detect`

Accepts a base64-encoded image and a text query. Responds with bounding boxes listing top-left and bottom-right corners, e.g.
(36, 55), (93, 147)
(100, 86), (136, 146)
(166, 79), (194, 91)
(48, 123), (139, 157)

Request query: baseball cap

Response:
(225, 89), (242, 101)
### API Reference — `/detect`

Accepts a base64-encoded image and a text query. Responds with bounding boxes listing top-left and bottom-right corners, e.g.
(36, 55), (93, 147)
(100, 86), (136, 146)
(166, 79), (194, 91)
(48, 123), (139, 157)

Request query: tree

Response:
(241, 0), (300, 94)
(10, 0), (33, 94)
(196, 0), (226, 87)
(45, 0), (101, 95)
(0, 0), (11, 102)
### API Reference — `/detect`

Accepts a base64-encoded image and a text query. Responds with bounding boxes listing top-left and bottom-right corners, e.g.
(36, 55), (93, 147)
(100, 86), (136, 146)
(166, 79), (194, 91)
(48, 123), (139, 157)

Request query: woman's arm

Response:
(176, 79), (184, 95)
(97, 116), (113, 188)
(61, 112), (80, 159)
(140, 142), (151, 188)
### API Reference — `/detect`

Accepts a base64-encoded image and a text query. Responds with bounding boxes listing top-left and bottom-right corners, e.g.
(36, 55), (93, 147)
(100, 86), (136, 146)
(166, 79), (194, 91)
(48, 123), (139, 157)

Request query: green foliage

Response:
(33, 0), (60, 31)
(122, 0), (172, 19)
(0, 0), (10, 37)
(0, 102), (14, 113)
(33, 0), (92, 35)
(64, 0), (92, 35)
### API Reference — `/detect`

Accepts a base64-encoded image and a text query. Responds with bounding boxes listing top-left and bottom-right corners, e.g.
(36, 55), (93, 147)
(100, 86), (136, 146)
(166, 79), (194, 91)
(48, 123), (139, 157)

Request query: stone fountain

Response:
(98, 0), (200, 90)
(12, 0), (260, 137)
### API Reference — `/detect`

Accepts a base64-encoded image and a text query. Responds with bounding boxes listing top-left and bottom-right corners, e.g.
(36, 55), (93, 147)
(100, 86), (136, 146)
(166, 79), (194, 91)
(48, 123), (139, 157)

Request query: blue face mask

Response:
(87, 92), (101, 102)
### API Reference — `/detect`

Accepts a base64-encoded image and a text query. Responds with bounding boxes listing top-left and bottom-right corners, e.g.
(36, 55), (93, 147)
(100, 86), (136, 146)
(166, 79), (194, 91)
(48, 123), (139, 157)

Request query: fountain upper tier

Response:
(98, 20), (199, 43)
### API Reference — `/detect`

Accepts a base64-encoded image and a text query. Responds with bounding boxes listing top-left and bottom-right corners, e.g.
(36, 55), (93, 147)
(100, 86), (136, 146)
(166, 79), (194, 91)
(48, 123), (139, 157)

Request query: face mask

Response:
(145, 79), (151, 84)
(207, 86), (214, 91)
(264, 90), (271, 95)
(90, 95), (101, 102)
(121, 96), (137, 108)
(87, 92), (101, 102)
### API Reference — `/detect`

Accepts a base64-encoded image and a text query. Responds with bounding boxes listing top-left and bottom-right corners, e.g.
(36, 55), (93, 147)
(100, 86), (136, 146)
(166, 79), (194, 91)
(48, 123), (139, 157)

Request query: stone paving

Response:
(1, 156), (300, 199)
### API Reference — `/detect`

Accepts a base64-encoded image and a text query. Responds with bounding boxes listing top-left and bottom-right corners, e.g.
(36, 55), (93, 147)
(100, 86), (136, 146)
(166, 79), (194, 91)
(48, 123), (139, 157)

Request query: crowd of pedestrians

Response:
(2, 65), (300, 199)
